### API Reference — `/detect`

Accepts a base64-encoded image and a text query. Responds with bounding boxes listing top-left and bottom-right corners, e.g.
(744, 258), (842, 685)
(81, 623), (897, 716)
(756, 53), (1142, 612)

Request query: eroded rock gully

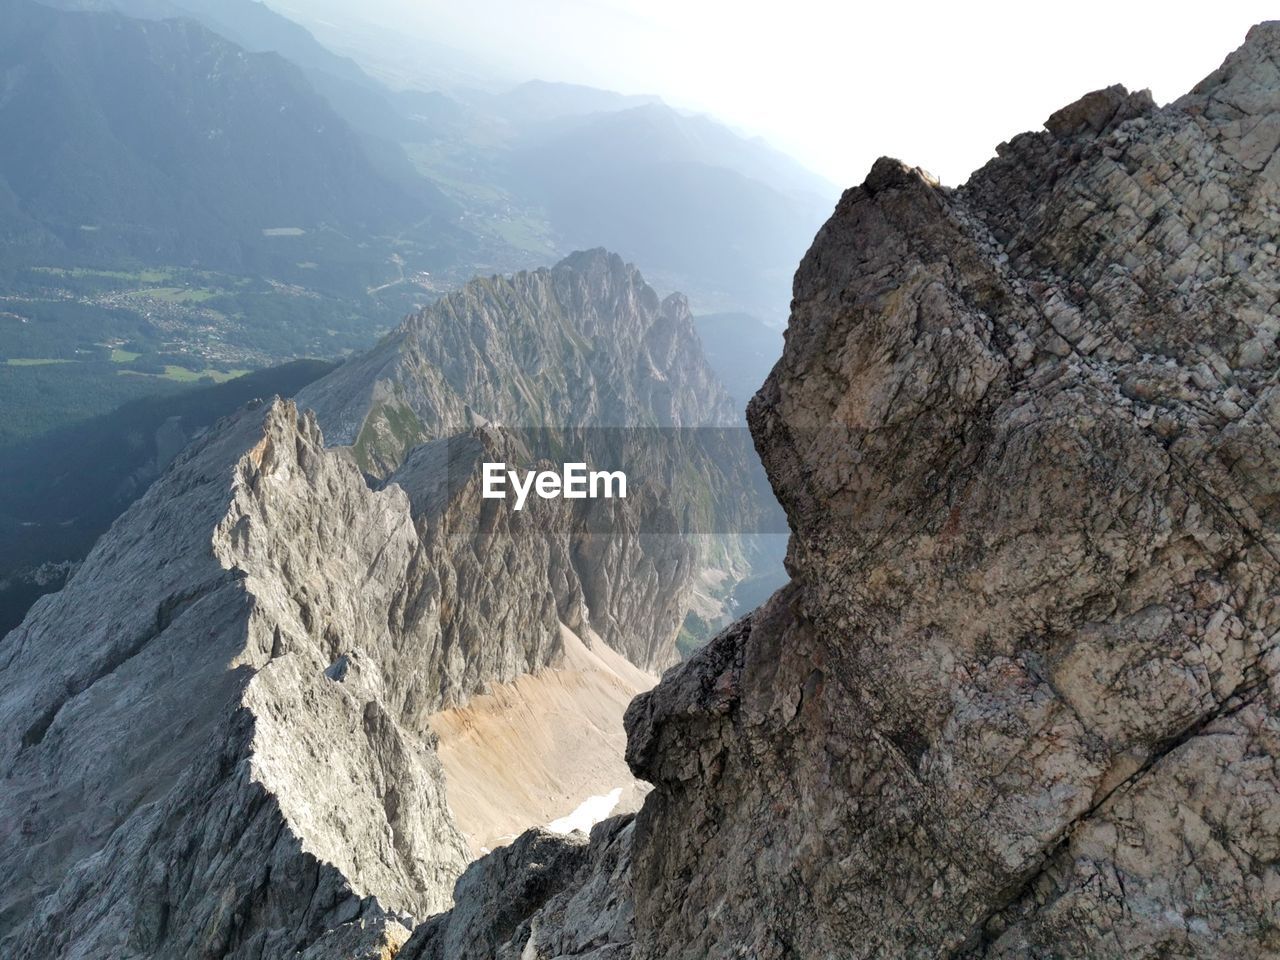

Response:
(0, 399), (667, 958)
(0, 249), (749, 959)
(411, 23), (1280, 960)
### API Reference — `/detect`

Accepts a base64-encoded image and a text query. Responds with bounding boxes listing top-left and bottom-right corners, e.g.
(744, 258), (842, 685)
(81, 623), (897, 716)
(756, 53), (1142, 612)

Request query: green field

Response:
(32, 266), (176, 283)
(0, 261), (414, 445)
(121, 365), (249, 383)
(132, 286), (219, 303)
(7, 357), (245, 383)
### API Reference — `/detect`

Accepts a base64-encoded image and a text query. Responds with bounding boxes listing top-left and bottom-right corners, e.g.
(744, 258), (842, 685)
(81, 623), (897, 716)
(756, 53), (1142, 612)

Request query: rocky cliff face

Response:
(297, 248), (738, 474)
(410, 23), (1280, 959)
(295, 247), (758, 672)
(0, 247), (749, 956)
(0, 400), (450, 957)
(0, 398), (663, 957)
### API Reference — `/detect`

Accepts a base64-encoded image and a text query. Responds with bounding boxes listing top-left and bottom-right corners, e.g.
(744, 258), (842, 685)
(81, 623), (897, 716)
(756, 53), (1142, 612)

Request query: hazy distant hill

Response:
(161, 0), (838, 316)
(693, 312), (784, 409)
(24, 0), (836, 317)
(507, 104), (834, 316)
(0, 0), (445, 277)
(44, 0), (448, 152)
(41, 0), (380, 102)
(488, 80), (662, 123)
(518, 101), (835, 200)
(3, 0), (833, 452)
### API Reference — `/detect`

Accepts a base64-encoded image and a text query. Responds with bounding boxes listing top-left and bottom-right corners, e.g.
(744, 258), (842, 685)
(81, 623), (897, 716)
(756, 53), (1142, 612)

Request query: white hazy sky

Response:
(303, 0), (1278, 187)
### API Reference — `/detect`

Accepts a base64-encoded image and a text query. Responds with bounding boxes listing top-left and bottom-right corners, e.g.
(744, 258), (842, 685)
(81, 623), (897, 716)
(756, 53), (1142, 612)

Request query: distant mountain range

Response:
(693, 313), (784, 409)
(503, 103), (831, 312)
(0, 0), (825, 456)
(0, 0), (458, 283)
(15, 0), (837, 316)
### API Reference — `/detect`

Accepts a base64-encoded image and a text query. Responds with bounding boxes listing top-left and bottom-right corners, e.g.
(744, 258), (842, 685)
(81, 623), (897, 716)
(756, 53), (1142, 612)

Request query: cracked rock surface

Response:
(638, 22), (1280, 959)
(296, 247), (755, 672)
(411, 22), (1280, 960)
(0, 247), (750, 957)
(0, 401), (674, 958)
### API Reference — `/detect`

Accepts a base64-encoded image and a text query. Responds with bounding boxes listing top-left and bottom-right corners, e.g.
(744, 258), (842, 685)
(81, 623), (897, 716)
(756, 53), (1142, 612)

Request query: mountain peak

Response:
(297, 249), (735, 470)
(403, 24), (1280, 958)
(553, 246), (626, 273)
(1186, 18), (1280, 104)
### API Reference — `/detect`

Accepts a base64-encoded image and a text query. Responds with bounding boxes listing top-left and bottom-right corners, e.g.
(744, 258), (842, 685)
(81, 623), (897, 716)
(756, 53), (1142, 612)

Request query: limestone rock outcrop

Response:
(401, 816), (636, 960)
(296, 248), (739, 474)
(0, 242), (757, 956)
(631, 22), (1280, 958)
(295, 247), (764, 672)
(410, 22), (1280, 960)
(0, 399), (661, 958)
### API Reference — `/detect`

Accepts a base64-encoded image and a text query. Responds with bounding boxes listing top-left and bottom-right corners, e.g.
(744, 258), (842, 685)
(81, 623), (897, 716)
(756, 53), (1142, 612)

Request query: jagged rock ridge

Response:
(297, 247), (765, 672)
(408, 22), (1280, 960)
(297, 248), (738, 474)
(0, 249), (752, 957)
(0, 401), (468, 957)
(0, 399), (661, 957)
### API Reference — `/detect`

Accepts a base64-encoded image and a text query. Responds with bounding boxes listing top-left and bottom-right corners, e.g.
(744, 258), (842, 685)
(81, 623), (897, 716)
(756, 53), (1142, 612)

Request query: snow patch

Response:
(546, 787), (623, 835)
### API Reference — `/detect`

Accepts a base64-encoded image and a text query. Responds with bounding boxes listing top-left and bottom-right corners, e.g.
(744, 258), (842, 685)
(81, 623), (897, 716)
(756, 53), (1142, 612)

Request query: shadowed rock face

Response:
(409, 22), (1280, 960)
(0, 249), (749, 956)
(0, 401), (672, 958)
(400, 816), (637, 960)
(296, 247), (758, 672)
